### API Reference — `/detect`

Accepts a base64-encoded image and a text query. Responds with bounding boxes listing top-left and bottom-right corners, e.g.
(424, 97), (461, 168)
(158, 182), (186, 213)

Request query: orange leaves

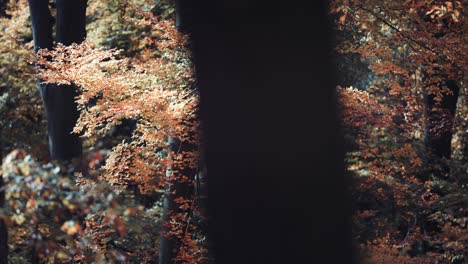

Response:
(87, 152), (104, 169)
(372, 61), (407, 76)
(0, 0), (208, 262)
(389, 83), (403, 96)
(173, 196), (193, 211)
(34, 10), (203, 261)
(338, 86), (392, 131)
(34, 19), (199, 196)
(26, 198), (36, 209)
(61, 220), (83, 236)
(339, 12), (348, 24)
(332, 1), (466, 262)
(103, 213), (126, 236)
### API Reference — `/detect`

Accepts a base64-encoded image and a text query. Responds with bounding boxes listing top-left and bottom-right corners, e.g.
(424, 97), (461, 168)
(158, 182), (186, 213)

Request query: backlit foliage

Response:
(339, 87), (466, 263)
(2, 150), (148, 262)
(1, 0), (205, 262)
(332, 0), (466, 263)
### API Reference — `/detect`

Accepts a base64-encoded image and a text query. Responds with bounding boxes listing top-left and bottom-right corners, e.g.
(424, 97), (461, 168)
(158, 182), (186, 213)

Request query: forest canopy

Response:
(1, 0), (204, 263)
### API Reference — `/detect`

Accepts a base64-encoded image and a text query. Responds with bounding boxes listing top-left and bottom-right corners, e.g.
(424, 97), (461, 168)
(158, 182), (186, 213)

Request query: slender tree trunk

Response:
(0, 177), (7, 264)
(0, 3), (19, 262)
(26, 1), (87, 261)
(29, 0), (86, 163)
(158, 3), (198, 262)
(452, 86), (467, 164)
(0, 0), (8, 17)
(0, 0), (7, 242)
(159, 138), (197, 263)
(424, 80), (460, 163)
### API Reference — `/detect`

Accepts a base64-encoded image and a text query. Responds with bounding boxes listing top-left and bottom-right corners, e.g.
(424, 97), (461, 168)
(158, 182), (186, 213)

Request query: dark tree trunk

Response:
(28, 0), (86, 162)
(0, 0), (8, 17)
(0, 3), (19, 262)
(158, 4), (197, 262)
(0, 177), (7, 264)
(159, 138), (197, 264)
(180, 0), (355, 263)
(424, 80), (460, 162)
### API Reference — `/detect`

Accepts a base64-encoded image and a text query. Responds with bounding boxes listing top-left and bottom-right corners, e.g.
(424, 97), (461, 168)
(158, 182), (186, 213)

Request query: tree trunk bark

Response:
(181, 0), (355, 263)
(424, 80), (460, 162)
(0, 177), (7, 264)
(158, 3), (197, 263)
(159, 138), (197, 263)
(0, 0), (8, 17)
(28, 0), (86, 163)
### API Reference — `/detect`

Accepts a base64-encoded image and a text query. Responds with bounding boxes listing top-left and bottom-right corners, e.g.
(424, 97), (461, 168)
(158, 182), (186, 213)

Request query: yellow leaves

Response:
(425, 1), (462, 23)
(54, 251), (71, 261)
(11, 213), (26, 225)
(450, 9), (461, 23)
(60, 220), (83, 236)
(123, 206), (144, 217)
(62, 198), (77, 212)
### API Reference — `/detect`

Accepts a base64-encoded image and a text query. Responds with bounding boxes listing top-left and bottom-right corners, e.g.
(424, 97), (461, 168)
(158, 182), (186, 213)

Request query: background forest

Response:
(0, 0), (466, 263)
(331, 0), (466, 263)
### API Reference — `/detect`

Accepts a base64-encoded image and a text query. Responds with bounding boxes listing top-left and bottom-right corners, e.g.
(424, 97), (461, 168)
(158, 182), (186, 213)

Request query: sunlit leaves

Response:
(30, 1), (203, 262)
(332, 0), (466, 261)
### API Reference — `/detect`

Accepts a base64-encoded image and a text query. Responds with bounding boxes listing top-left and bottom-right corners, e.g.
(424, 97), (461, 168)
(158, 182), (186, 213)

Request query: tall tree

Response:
(28, 0), (86, 163)
(424, 80), (460, 161)
(0, 177), (7, 264)
(0, 4), (9, 261)
(0, 0), (7, 16)
(158, 2), (198, 262)
(330, 0), (464, 170)
(181, 0), (354, 263)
